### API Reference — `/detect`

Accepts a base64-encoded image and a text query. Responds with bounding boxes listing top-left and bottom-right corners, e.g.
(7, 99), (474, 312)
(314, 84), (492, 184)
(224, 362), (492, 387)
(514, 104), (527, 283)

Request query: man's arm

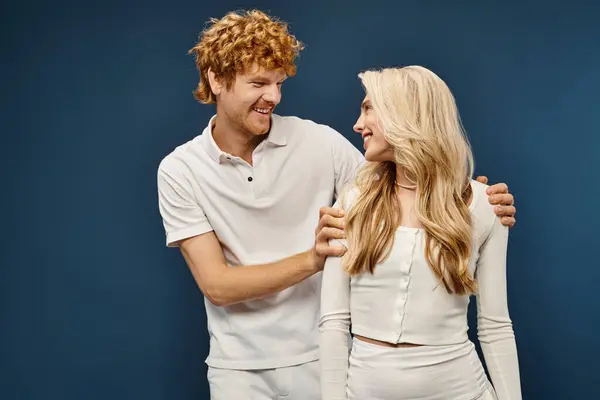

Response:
(177, 232), (320, 307)
(178, 205), (346, 307)
(315, 177), (517, 258)
(158, 154), (347, 308)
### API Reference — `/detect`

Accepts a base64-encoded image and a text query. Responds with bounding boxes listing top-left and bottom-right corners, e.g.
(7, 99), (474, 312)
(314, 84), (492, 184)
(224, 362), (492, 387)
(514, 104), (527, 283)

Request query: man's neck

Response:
(211, 114), (265, 165)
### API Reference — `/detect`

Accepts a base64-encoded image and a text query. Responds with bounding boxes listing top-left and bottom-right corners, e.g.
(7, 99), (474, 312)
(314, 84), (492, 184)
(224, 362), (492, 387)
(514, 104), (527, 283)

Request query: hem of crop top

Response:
(351, 325), (469, 346)
(205, 348), (319, 370)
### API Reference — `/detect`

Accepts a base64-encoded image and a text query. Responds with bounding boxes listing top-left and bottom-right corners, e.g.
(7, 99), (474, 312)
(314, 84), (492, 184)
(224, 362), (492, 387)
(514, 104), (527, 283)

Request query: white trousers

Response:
(207, 359), (320, 400)
(347, 338), (498, 400)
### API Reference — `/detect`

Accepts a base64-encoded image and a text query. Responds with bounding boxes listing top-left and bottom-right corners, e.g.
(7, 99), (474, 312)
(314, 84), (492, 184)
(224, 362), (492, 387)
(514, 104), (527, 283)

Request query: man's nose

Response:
(263, 84), (281, 105)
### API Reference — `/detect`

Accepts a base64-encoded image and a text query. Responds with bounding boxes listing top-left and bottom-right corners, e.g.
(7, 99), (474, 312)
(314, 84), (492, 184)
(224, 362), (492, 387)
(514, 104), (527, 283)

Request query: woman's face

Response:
(353, 95), (394, 162)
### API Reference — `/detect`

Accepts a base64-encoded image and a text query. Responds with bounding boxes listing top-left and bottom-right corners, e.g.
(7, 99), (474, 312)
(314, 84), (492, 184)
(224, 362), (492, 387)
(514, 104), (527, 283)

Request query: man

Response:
(157, 9), (516, 399)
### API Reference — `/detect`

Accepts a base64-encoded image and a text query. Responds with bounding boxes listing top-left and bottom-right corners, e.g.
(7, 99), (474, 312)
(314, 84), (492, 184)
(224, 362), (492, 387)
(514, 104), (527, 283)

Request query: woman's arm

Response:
(319, 241), (352, 400)
(475, 216), (523, 400)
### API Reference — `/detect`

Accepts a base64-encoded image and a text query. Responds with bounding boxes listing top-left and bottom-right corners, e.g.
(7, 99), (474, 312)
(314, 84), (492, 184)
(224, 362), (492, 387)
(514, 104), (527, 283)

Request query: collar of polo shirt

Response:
(203, 114), (288, 164)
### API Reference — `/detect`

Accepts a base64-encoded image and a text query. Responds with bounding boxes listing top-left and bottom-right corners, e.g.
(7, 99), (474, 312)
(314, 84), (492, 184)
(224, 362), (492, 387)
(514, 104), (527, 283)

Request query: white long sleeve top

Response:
(319, 180), (522, 400)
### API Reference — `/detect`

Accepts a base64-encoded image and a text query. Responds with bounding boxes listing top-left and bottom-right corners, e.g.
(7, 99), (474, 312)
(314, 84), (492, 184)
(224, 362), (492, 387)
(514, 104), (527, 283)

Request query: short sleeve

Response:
(157, 159), (213, 247)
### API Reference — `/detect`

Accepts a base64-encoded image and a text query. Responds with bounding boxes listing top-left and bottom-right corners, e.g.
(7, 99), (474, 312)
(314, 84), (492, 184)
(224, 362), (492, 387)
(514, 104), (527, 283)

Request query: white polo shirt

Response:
(157, 114), (364, 370)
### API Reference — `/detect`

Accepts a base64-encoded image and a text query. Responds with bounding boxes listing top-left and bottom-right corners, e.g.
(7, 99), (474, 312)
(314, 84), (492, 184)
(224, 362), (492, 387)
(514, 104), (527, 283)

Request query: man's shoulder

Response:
(272, 114), (357, 158)
(273, 113), (325, 127)
(273, 114), (341, 137)
(157, 135), (205, 175)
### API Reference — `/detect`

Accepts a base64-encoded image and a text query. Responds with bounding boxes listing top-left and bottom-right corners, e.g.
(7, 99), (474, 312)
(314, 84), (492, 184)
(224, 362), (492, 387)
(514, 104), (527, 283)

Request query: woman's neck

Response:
(395, 165), (417, 189)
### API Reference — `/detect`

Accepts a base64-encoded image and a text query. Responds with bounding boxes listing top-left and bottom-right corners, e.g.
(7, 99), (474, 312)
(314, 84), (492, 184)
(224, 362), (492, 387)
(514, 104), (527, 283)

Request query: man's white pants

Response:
(208, 360), (320, 400)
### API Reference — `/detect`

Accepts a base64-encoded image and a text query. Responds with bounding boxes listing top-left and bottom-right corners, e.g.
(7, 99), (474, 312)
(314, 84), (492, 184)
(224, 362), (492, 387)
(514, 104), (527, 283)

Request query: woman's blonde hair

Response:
(343, 66), (476, 295)
(188, 9), (304, 104)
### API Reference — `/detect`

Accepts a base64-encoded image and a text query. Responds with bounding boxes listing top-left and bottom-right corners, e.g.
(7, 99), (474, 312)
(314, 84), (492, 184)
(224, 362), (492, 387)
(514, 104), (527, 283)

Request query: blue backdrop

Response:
(2, 0), (598, 399)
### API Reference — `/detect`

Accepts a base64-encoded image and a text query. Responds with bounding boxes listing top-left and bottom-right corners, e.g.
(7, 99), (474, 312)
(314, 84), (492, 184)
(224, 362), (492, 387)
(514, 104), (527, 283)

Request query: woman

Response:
(319, 66), (522, 400)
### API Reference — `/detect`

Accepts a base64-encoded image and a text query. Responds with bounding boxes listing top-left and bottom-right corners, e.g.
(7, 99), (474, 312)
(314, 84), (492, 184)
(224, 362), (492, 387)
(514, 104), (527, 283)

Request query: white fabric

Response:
(157, 114), (364, 369)
(346, 338), (497, 400)
(207, 360), (320, 400)
(319, 180), (522, 400)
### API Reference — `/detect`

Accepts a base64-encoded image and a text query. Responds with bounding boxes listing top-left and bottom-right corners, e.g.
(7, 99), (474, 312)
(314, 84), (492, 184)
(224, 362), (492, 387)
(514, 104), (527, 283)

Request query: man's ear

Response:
(207, 68), (222, 96)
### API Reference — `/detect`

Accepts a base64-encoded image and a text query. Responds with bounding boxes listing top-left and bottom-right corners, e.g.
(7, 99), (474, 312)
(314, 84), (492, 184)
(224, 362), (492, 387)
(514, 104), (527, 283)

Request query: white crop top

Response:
(319, 180), (522, 400)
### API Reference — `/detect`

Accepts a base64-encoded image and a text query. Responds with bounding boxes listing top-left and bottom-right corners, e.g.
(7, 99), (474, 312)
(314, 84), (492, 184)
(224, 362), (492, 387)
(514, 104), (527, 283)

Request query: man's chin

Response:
(248, 121), (271, 136)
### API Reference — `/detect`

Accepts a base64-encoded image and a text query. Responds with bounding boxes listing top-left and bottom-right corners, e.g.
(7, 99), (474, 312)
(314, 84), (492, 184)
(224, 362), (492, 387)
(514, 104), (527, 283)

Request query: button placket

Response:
(249, 145), (271, 198)
(220, 152), (257, 195)
(395, 230), (418, 342)
(228, 157), (253, 188)
(243, 165), (253, 186)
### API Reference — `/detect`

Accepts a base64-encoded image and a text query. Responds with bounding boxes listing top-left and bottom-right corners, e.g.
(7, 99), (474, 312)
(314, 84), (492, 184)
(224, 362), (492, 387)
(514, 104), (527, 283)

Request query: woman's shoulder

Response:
(469, 179), (498, 234)
(469, 179), (487, 202)
(335, 185), (361, 209)
(334, 184), (361, 211)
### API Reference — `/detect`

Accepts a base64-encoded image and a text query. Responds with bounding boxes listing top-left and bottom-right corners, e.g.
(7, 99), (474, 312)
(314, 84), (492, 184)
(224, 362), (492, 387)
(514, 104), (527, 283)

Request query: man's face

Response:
(217, 64), (286, 136)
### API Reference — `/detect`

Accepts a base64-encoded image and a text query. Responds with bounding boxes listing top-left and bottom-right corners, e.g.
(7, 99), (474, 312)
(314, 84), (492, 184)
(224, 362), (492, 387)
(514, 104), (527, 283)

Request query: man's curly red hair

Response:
(188, 10), (305, 104)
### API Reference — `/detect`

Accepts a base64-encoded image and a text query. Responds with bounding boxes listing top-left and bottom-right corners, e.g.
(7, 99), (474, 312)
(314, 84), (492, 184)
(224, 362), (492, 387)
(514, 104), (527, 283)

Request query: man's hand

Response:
(312, 207), (347, 270)
(476, 176), (516, 228)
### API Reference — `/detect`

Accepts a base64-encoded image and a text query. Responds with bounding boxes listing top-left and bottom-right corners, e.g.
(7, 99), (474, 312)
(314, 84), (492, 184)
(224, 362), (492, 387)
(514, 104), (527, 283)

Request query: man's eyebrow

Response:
(246, 75), (269, 81)
(246, 75), (287, 83)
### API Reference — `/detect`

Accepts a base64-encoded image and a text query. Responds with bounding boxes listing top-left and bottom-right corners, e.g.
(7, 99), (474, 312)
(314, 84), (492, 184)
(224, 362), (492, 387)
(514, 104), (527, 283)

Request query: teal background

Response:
(2, 1), (598, 398)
